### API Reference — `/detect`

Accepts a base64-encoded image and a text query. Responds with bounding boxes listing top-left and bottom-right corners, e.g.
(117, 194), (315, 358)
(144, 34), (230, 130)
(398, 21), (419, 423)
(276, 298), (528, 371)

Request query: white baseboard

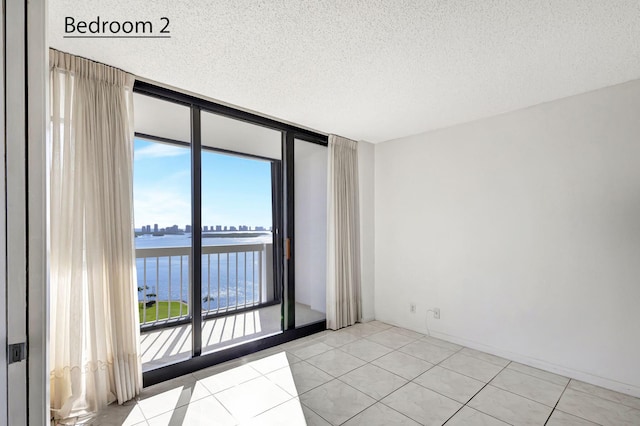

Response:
(374, 317), (640, 399)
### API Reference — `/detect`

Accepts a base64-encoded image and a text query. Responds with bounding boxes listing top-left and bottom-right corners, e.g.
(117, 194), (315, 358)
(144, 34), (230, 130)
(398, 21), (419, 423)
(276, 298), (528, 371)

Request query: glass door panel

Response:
(133, 88), (335, 383)
(133, 136), (193, 371)
(294, 139), (327, 327)
(200, 110), (283, 354)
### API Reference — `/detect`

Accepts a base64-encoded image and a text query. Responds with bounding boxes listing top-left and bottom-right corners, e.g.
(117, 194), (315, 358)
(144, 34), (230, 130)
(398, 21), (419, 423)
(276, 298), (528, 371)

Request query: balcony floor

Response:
(141, 302), (325, 371)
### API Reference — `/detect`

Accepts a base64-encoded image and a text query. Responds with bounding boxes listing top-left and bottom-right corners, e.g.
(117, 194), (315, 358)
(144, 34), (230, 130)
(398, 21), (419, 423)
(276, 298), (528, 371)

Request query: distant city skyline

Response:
(134, 138), (273, 228)
(135, 223), (271, 232)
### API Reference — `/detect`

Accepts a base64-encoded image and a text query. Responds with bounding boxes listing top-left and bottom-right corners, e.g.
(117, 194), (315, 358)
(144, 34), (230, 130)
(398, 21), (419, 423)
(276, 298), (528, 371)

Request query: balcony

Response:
(136, 243), (325, 371)
(136, 242), (274, 327)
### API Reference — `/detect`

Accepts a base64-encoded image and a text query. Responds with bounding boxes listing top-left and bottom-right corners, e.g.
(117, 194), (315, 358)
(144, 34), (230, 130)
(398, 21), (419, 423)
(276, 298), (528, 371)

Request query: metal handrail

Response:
(135, 243), (268, 258)
(136, 243), (272, 328)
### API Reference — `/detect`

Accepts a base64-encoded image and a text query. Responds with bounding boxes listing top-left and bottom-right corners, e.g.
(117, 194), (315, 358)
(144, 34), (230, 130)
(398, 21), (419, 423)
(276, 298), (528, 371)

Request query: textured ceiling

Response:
(49, 0), (640, 143)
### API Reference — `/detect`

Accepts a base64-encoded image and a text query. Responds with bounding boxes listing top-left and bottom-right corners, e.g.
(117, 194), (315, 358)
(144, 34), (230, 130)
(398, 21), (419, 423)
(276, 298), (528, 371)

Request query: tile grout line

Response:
(551, 408), (605, 426)
(294, 331), (430, 425)
(487, 381), (565, 409)
(399, 332), (638, 411)
(542, 378), (572, 426)
(205, 359), (296, 424)
(337, 342), (476, 425)
(567, 385), (640, 412)
(458, 348), (512, 367)
(325, 381), (379, 425)
(549, 381), (628, 426)
(376, 400), (431, 426)
(210, 391), (237, 423)
(425, 350), (583, 413)
(337, 337), (394, 362)
(286, 346), (384, 425)
(335, 366), (407, 401)
(369, 361), (434, 382)
(435, 363), (498, 383)
(234, 394), (298, 424)
(368, 352), (435, 379)
(463, 378), (565, 413)
(300, 400), (334, 425)
(145, 376), (236, 424)
(443, 350), (510, 369)
(353, 399), (421, 426)
(371, 381), (430, 425)
(362, 336), (465, 383)
(300, 358), (396, 425)
(266, 341), (337, 425)
(244, 333), (523, 425)
(264, 361), (334, 400)
(426, 346), (492, 383)
(505, 363), (570, 387)
(440, 361), (513, 425)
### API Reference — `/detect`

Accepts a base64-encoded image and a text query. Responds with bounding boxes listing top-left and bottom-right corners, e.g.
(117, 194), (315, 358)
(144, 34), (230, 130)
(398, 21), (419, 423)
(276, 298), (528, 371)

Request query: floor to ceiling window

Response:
(132, 83), (327, 385)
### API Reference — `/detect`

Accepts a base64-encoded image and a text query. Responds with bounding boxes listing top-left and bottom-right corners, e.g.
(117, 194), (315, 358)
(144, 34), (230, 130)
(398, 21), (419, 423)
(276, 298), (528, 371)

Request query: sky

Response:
(133, 138), (273, 230)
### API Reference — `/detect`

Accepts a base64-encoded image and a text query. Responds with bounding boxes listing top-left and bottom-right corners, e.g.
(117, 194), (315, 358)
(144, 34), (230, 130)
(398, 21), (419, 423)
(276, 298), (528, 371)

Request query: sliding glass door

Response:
(132, 92), (285, 372)
(132, 82), (328, 385)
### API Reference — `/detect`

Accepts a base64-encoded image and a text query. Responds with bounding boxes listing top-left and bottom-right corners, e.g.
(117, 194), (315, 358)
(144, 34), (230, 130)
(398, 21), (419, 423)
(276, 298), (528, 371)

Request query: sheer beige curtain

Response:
(326, 135), (362, 330)
(49, 49), (141, 421)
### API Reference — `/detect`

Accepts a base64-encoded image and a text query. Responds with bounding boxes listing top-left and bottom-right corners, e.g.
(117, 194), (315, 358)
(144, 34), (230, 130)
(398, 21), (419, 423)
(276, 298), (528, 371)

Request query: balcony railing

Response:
(136, 243), (273, 328)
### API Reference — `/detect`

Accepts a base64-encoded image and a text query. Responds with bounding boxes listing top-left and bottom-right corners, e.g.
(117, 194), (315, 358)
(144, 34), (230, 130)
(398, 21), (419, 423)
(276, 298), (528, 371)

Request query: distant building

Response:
(229, 226), (237, 231)
(224, 226), (228, 231)
(166, 225), (180, 234)
(203, 225), (209, 232)
(215, 225), (222, 231)
(154, 224), (158, 232)
(255, 226), (265, 231)
(185, 225), (192, 232)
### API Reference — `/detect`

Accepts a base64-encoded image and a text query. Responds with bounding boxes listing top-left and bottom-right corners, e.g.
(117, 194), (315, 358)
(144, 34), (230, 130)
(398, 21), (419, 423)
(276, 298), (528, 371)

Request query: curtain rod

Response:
(49, 47), (132, 76)
(49, 48), (329, 138)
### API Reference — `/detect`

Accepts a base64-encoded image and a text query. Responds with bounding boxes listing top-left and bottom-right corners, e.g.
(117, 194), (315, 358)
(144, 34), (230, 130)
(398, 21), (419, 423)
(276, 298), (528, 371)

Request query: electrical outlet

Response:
(410, 303), (416, 313)
(433, 308), (440, 319)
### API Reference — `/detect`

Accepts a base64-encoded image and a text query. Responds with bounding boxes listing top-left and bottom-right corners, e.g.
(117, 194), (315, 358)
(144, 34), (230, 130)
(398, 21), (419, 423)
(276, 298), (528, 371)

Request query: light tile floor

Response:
(88, 321), (640, 425)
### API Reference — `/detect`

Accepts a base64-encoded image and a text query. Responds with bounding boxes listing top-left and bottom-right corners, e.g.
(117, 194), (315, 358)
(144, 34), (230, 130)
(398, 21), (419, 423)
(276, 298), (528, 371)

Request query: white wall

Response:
(358, 141), (375, 321)
(375, 79), (640, 397)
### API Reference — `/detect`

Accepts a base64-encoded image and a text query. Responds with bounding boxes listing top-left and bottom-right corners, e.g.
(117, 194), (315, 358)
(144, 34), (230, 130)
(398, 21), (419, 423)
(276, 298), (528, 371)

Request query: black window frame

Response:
(133, 81), (328, 387)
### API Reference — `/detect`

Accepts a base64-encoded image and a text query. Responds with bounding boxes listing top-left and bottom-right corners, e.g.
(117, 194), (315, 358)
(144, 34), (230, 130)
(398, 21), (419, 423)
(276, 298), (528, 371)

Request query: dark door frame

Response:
(133, 81), (328, 387)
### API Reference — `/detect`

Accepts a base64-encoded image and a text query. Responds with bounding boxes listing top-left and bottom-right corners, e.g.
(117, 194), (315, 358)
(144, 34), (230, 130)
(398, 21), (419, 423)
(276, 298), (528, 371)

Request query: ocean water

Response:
(135, 233), (273, 313)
